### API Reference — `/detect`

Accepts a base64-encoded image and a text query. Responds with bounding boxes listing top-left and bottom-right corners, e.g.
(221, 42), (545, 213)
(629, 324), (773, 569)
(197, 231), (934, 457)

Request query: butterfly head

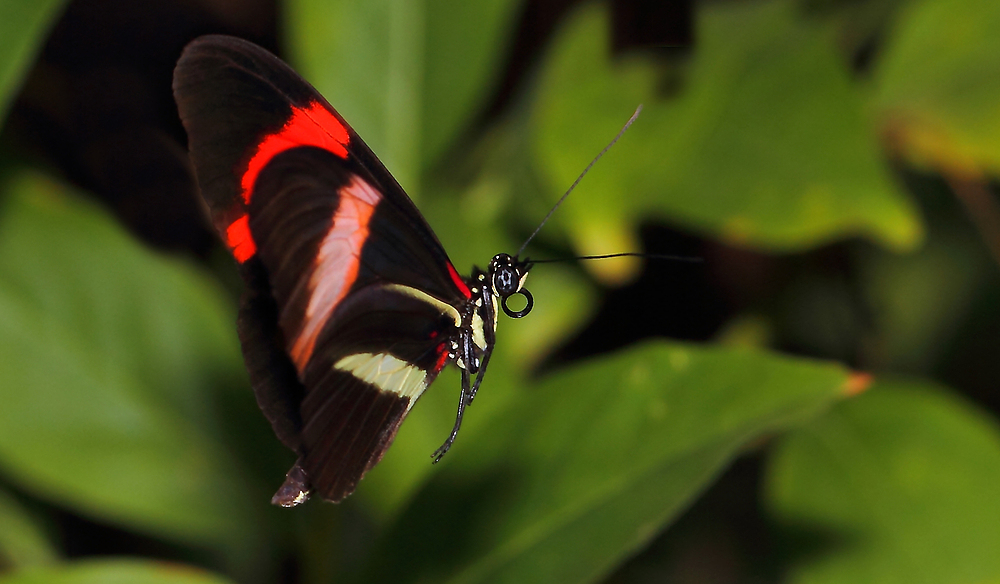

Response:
(488, 253), (533, 319)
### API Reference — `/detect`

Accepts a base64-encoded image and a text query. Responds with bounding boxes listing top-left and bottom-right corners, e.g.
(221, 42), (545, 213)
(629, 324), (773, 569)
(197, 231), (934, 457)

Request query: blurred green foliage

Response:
(0, 559), (236, 584)
(0, 175), (257, 546)
(0, 0), (65, 121)
(767, 380), (1000, 584)
(534, 1), (920, 267)
(0, 488), (56, 569)
(0, 0), (997, 583)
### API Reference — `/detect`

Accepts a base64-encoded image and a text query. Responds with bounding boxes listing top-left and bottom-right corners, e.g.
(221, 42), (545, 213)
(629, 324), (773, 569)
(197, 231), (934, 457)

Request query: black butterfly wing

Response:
(173, 35), (472, 503)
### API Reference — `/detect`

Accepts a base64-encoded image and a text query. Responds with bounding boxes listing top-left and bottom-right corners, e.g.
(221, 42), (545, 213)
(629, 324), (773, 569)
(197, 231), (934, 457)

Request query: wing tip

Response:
(271, 462), (312, 507)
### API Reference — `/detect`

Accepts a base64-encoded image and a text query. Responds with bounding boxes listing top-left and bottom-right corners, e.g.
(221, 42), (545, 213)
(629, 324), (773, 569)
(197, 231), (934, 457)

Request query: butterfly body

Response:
(173, 35), (531, 504)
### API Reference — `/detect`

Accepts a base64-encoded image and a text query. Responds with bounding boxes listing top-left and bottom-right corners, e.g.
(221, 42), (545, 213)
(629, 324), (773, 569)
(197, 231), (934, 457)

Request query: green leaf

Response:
(874, 0), (1000, 174)
(0, 172), (257, 546)
(0, 488), (57, 570)
(0, 559), (235, 584)
(0, 0), (66, 122)
(364, 341), (854, 584)
(285, 0), (520, 192)
(533, 1), (921, 261)
(765, 379), (1000, 584)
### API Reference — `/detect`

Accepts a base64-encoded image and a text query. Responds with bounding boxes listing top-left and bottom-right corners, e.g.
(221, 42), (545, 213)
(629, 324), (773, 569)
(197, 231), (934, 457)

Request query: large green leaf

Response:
(765, 379), (1000, 584)
(0, 488), (57, 570)
(0, 173), (256, 546)
(873, 0), (1000, 174)
(0, 559), (234, 584)
(532, 1), (921, 268)
(285, 0), (520, 192)
(0, 0), (66, 122)
(363, 341), (855, 584)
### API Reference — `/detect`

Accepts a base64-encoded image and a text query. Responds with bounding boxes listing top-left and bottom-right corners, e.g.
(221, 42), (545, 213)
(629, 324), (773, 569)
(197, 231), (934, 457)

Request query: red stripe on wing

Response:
(226, 213), (257, 262)
(447, 263), (472, 299)
(433, 342), (450, 373)
(241, 101), (351, 205)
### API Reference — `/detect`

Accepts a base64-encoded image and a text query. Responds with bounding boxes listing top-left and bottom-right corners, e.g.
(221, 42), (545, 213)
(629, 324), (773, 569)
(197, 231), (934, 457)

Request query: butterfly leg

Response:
(433, 288), (496, 461)
(468, 352), (490, 404)
(432, 327), (479, 461)
(468, 287), (497, 404)
(432, 365), (471, 463)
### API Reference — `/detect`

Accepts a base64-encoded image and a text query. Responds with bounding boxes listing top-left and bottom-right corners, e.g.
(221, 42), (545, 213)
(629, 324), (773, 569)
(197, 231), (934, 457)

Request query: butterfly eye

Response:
(493, 265), (519, 296)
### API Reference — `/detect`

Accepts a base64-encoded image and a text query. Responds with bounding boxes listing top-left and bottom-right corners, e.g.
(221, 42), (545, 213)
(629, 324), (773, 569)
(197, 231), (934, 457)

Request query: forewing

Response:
(172, 34), (469, 303)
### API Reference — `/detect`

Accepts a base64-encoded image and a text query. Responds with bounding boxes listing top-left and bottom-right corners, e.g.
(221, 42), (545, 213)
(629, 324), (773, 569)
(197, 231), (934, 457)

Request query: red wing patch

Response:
(241, 101), (351, 205)
(224, 101), (351, 264)
(433, 343), (450, 373)
(225, 213), (257, 262)
(447, 263), (472, 299)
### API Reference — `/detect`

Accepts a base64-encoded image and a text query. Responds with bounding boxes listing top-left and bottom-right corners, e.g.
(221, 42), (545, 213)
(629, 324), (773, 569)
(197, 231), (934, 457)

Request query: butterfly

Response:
(173, 35), (535, 505)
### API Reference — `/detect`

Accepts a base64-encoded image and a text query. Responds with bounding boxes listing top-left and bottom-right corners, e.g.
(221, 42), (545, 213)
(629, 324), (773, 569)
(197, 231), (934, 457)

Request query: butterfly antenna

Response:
(530, 252), (702, 264)
(515, 104), (643, 259)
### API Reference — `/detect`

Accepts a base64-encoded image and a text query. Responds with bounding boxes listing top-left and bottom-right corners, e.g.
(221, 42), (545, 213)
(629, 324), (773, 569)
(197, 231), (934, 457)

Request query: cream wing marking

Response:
(334, 352), (428, 411)
(331, 285), (466, 399)
(381, 284), (462, 327)
(289, 175), (381, 371)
